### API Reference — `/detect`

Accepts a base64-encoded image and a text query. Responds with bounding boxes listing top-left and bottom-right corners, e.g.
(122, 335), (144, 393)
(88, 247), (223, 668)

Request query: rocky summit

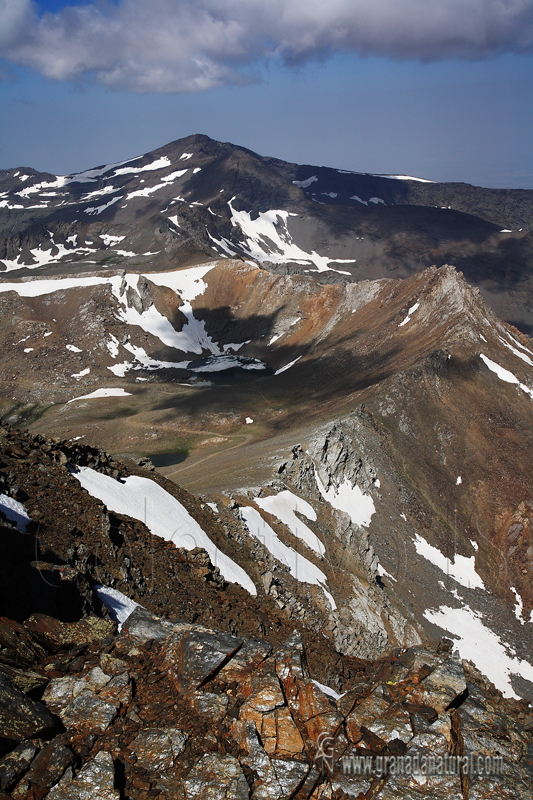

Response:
(0, 135), (533, 798)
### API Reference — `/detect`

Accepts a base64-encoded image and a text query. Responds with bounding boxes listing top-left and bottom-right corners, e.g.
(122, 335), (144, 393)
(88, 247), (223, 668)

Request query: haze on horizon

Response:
(1, 0), (532, 189)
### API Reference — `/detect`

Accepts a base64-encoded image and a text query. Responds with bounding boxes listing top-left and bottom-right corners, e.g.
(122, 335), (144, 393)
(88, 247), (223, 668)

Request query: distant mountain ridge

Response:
(1, 133), (533, 332)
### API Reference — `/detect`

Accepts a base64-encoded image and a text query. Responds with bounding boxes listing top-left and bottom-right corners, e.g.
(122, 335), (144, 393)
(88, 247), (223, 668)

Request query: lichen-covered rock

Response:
(0, 741), (39, 792)
(0, 617), (47, 666)
(24, 614), (115, 651)
(0, 673), (55, 742)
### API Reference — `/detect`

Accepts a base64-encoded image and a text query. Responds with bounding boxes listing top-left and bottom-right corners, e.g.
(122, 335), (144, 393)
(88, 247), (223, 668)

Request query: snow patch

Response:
(66, 344), (83, 353)
(68, 388), (132, 403)
(95, 586), (141, 630)
(0, 494), (31, 531)
(255, 490), (324, 557)
(274, 356), (302, 375)
(498, 335), (533, 368)
(100, 234), (126, 246)
(107, 362), (131, 377)
(112, 156), (171, 177)
(511, 588), (524, 623)
(71, 367), (90, 380)
(377, 174), (433, 183)
(106, 335), (120, 358)
(84, 196), (122, 215)
(399, 302), (420, 327)
(292, 176), (318, 188)
(315, 472), (375, 529)
(312, 680), (344, 701)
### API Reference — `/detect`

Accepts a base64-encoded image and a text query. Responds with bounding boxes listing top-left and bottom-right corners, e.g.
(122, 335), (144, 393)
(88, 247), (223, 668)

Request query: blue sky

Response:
(1, 0), (532, 188)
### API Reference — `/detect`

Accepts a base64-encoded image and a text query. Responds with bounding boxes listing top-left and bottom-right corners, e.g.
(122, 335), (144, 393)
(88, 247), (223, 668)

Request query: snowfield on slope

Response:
(220, 198), (355, 274)
(68, 388), (131, 403)
(0, 265), (220, 362)
(71, 467), (256, 595)
(480, 354), (533, 399)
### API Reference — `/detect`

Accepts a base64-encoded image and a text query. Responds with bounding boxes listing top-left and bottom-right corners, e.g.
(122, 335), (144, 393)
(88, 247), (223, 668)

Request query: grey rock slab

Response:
(83, 666), (111, 690)
(163, 629), (243, 692)
(219, 638), (273, 683)
(194, 691), (229, 723)
(405, 656), (466, 714)
(46, 750), (120, 800)
(274, 631), (309, 684)
(119, 606), (177, 643)
(242, 673), (285, 714)
(184, 753), (249, 799)
(231, 720), (286, 800)
(380, 731), (462, 800)
(366, 703), (414, 745)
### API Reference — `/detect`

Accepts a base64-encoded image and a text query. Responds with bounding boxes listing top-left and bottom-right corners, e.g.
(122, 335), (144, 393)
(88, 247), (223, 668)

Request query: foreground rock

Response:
(0, 604), (530, 799)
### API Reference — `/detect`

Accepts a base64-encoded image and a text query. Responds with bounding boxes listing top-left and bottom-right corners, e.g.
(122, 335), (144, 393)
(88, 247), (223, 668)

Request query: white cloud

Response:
(1, 1), (533, 92)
